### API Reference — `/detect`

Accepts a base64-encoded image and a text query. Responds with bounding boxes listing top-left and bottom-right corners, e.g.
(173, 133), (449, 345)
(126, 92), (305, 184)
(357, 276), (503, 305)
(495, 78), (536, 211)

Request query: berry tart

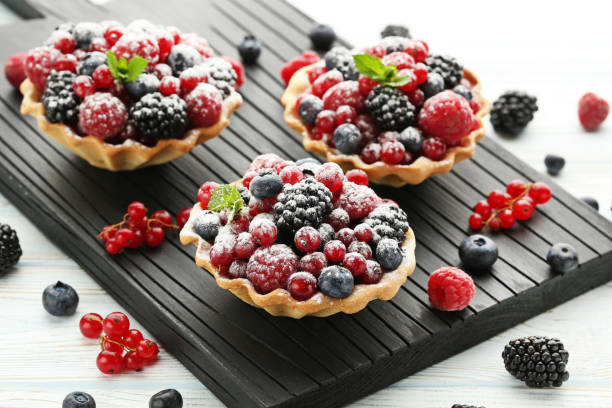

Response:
(281, 38), (490, 186)
(180, 154), (416, 318)
(19, 20), (243, 171)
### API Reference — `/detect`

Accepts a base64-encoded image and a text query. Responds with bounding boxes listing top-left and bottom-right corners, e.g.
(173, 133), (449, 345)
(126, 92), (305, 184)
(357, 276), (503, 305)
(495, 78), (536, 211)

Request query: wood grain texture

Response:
(1, 0), (612, 407)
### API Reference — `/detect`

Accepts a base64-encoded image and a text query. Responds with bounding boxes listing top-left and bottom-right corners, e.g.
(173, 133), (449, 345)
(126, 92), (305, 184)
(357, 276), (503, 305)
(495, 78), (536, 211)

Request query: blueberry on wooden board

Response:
(42, 281), (79, 316)
(149, 389), (183, 408)
(309, 24), (336, 51)
(547, 243), (579, 274)
(581, 197), (599, 210)
(459, 234), (498, 272)
(62, 391), (95, 408)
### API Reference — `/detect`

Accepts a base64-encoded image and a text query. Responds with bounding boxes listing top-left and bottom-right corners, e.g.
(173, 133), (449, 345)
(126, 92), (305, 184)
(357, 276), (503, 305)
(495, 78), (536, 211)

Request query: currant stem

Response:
(96, 214), (129, 239)
(481, 183), (533, 232)
(100, 335), (136, 352)
(146, 218), (179, 230)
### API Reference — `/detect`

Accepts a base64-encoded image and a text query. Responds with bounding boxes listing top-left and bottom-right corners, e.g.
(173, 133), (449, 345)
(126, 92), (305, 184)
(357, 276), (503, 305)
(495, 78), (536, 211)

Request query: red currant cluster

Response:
(79, 312), (159, 374)
(469, 180), (552, 231)
(98, 201), (191, 254)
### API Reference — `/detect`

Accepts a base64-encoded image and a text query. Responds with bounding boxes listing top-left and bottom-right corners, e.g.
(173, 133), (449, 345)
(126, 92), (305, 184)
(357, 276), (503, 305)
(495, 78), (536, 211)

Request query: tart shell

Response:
(180, 183), (417, 319)
(20, 79), (243, 171)
(281, 62), (491, 187)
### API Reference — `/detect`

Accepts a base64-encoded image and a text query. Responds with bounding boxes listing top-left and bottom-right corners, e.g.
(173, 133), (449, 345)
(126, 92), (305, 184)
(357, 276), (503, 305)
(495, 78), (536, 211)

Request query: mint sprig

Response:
(207, 185), (244, 222)
(353, 54), (413, 87)
(106, 50), (149, 83)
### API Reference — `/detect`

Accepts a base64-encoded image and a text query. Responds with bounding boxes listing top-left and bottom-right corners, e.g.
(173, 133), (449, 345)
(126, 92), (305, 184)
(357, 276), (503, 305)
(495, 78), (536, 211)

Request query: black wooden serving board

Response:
(1, 1), (612, 407)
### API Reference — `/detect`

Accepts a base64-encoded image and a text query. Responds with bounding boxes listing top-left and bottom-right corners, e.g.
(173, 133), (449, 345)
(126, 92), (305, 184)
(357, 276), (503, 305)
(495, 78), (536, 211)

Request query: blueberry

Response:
(73, 22), (103, 50)
(166, 44), (202, 75)
(453, 84), (472, 101)
(309, 24), (336, 51)
(318, 223), (335, 249)
(581, 197), (599, 210)
(237, 35), (262, 65)
(296, 158), (321, 176)
(420, 72), (444, 99)
(298, 95), (323, 125)
(376, 238), (403, 270)
(459, 234), (498, 272)
(250, 172), (284, 199)
(126, 73), (160, 99)
(42, 281), (79, 316)
(381, 24), (411, 39)
(149, 389), (183, 408)
(544, 154), (565, 176)
(76, 52), (107, 77)
(62, 391), (96, 408)
(324, 47), (358, 80)
(398, 127), (423, 152)
(318, 265), (354, 298)
(193, 211), (220, 241)
(333, 123), (361, 154)
(237, 186), (251, 205)
(547, 243), (579, 274)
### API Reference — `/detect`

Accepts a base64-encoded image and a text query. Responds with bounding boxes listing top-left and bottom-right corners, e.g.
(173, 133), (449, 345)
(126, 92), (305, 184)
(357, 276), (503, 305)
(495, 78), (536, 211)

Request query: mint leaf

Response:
(386, 73), (413, 87)
(207, 185), (244, 222)
(106, 51), (119, 78)
(125, 56), (149, 82)
(353, 53), (412, 88)
(106, 50), (148, 83)
(118, 57), (128, 71)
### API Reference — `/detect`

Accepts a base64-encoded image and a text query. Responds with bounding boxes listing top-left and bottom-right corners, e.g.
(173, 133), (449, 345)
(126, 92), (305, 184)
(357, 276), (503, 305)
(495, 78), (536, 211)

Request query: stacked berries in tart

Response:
(180, 153), (416, 318)
(281, 37), (490, 186)
(19, 20), (243, 170)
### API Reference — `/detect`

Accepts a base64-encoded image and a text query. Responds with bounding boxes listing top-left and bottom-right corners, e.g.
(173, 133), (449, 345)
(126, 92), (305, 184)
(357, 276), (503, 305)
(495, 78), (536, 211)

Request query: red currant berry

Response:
(513, 198), (535, 221)
(294, 226), (321, 253)
(79, 313), (103, 339)
(315, 110), (337, 133)
(103, 312), (130, 339)
(361, 143), (381, 164)
(127, 229), (144, 249)
(380, 140), (405, 164)
(251, 219), (278, 246)
(528, 182), (552, 204)
(144, 342), (159, 362)
(124, 351), (145, 371)
(53, 34), (75, 54)
(474, 200), (492, 218)
(310, 127), (326, 141)
(150, 210), (173, 230)
(136, 339), (158, 359)
(105, 238), (122, 255)
(354, 224), (373, 242)
(96, 350), (125, 375)
(179, 67), (204, 93)
(315, 162), (344, 194)
(234, 232), (257, 259)
(287, 272), (317, 301)
(54, 54), (77, 73)
(469, 99), (480, 113)
(487, 189), (508, 209)
(335, 228), (355, 247)
(489, 217), (501, 231)
(92, 65), (113, 89)
(159, 76), (180, 95)
(499, 209), (516, 229)
(197, 181), (220, 209)
(414, 62), (428, 84)
(279, 164), (304, 185)
(407, 88), (425, 107)
(127, 216), (147, 231)
(123, 329), (144, 349)
(421, 137), (447, 161)
(506, 180), (527, 198)
(308, 65), (327, 83)
(312, 69), (343, 97)
(358, 75), (378, 96)
(176, 207), (191, 229)
(73, 75), (95, 98)
(359, 260), (383, 284)
(101, 338), (124, 354)
(100, 225), (117, 242)
(327, 208), (350, 231)
(469, 213), (483, 230)
(345, 169), (368, 186)
(127, 201), (147, 220)
(343, 252), (367, 276)
(324, 240), (346, 262)
(115, 228), (135, 247)
(144, 227), (165, 247)
(335, 105), (357, 125)
(298, 252), (327, 278)
(209, 237), (236, 266)
(104, 25), (124, 46)
(348, 241), (372, 259)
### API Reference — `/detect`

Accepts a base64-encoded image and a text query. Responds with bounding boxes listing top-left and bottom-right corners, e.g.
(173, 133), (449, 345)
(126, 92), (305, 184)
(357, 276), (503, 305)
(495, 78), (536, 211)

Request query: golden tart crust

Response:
(20, 78), (242, 171)
(281, 62), (491, 187)
(180, 181), (417, 319)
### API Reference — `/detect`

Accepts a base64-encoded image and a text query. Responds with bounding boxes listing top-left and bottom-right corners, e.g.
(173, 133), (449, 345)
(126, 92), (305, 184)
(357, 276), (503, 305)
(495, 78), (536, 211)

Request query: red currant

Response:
(489, 217), (501, 231)
(123, 329), (144, 349)
(343, 252), (367, 276)
(136, 339), (158, 359)
(127, 201), (147, 220)
(335, 105), (357, 125)
(124, 351), (145, 371)
(251, 219), (277, 246)
(54, 54), (77, 73)
(144, 227), (165, 247)
(127, 216), (147, 231)
(421, 137), (447, 161)
(287, 272), (317, 301)
(487, 189), (508, 209)
(103, 312), (130, 339)
(101, 338), (124, 354)
(407, 88), (425, 107)
(53, 35), (75, 54)
(528, 182), (552, 204)
(413, 62), (428, 84)
(345, 169), (369, 186)
(100, 225), (117, 242)
(160, 76), (180, 95)
(513, 198), (535, 220)
(380, 140), (405, 164)
(474, 200), (492, 218)
(324, 240), (346, 262)
(506, 180), (527, 198)
(469, 99), (480, 113)
(179, 67), (205, 93)
(469, 213), (483, 230)
(335, 228), (355, 247)
(176, 207), (191, 229)
(90, 37), (109, 52)
(308, 65), (327, 83)
(105, 238), (122, 255)
(197, 181), (220, 209)
(96, 350), (125, 374)
(104, 25), (124, 46)
(92, 65), (113, 89)
(499, 209), (516, 229)
(315, 110), (337, 133)
(150, 210), (173, 230)
(115, 228), (135, 247)
(294, 226), (321, 253)
(79, 313), (103, 339)
(234, 232), (257, 259)
(348, 241), (372, 259)
(127, 229), (143, 249)
(361, 143), (381, 164)
(354, 223), (373, 242)
(73, 75), (95, 98)
(315, 162), (344, 194)
(279, 165), (304, 185)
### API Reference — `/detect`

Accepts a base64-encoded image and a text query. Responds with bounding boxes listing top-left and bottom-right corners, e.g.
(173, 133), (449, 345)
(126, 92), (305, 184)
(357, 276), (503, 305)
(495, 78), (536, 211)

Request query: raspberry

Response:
(287, 272), (317, 301)
(403, 39), (428, 63)
(421, 137), (447, 161)
(314, 162), (344, 194)
(323, 240), (346, 262)
(360, 143), (381, 164)
(294, 226), (321, 253)
(380, 140), (405, 164)
(427, 266), (475, 311)
(578, 92), (609, 131)
(326, 208), (350, 231)
(234, 232), (257, 259)
(308, 65), (327, 83)
(78, 93), (127, 139)
(280, 51), (320, 85)
(381, 52), (415, 70)
(197, 181), (219, 208)
(348, 241), (372, 259)
(246, 244), (298, 293)
(354, 223), (373, 242)
(418, 90), (475, 144)
(334, 181), (378, 221)
(111, 32), (159, 65)
(245, 153), (289, 176)
(345, 169), (368, 186)
(299, 252), (328, 278)
(25, 47), (62, 91)
(160, 76), (180, 95)
(250, 218), (277, 246)
(184, 83), (223, 127)
(279, 164), (304, 184)
(322, 81), (364, 111)
(312, 69), (343, 98)
(51, 31), (76, 54)
(343, 252), (367, 276)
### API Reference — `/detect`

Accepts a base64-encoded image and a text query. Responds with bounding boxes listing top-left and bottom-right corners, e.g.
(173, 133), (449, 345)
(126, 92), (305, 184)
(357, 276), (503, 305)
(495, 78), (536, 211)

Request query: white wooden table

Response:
(1, 1), (611, 406)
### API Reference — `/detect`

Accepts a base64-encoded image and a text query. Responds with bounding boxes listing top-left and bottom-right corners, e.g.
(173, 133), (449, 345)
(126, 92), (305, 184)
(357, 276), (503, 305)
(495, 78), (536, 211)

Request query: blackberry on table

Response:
(200, 57), (237, 98)
(0, 223), (21, 274)
(381, 24), (411, 39)
(364, 204), (410, 246)
(490, 91), (538, 135)
(42, 70), (79, 125)
(425, 54), (463, 88)
(129, 92), (188, 140)
(502, 336), (570, 387)
(365, 86), (415, 131)
(273, 178), (333, 233)
(324, 47), (358, 80)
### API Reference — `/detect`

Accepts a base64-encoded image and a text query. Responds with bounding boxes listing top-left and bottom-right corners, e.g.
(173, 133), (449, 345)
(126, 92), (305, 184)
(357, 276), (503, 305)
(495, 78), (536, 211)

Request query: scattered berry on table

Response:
(428, 266), (474, 311)
(129, 92), (187, 140)
(287, 271), (317, 301)
(298, 94), (323, 125)
(62, 391), (96, 408)
(424, 54), (463, 89)
(4, 52), (27, 89)
(459, 234), (498, 272)
(123, 329), (144, 349)
(103, 311), (130, 339)
(544, 154), (565, 176)
(246, 244), (298, 293)
(79, 312), (103, 339)
(502, 336), (570, 387)
(365, 86), (415, 131)
(418, 90), (475, 145)
(578, 92), (609, 131)
(136, 338), (159, 361)
(318, 265), (354, 298)
(546, 243), (578, 274)
(238, 35), (262, 65)
(528, 181), (552, 204)
(184, 83), (223, 127)
(324, 47), (358, 80)
(0, 223), (22, 275)
(42, 281), (79, 316)
(96, 349), (125, 374)
(490, 91), (538, 135)
(581, 197), (599, 211)
(309, 24), (336, 51)
(149, 389), (183, 408)
(381, 24), (411, 39)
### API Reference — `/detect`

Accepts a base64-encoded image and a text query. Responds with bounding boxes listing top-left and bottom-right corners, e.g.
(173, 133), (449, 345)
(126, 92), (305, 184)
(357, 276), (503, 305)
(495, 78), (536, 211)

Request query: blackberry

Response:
(381, 24), (411, 39)
(273, 178), (333, 233)
(364, 204), (410, 246)
(365, 86), (415, 131)
(324, 47), (358, 80)
(425, 54), (463, 88)
(0, 224), (21, 274)
(200, 57), (237, 98)
(490, 91), (538, 135)
(42, 70), (79, 125)
(129, 92), (188, 140)
(502, 336), (570, 387)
